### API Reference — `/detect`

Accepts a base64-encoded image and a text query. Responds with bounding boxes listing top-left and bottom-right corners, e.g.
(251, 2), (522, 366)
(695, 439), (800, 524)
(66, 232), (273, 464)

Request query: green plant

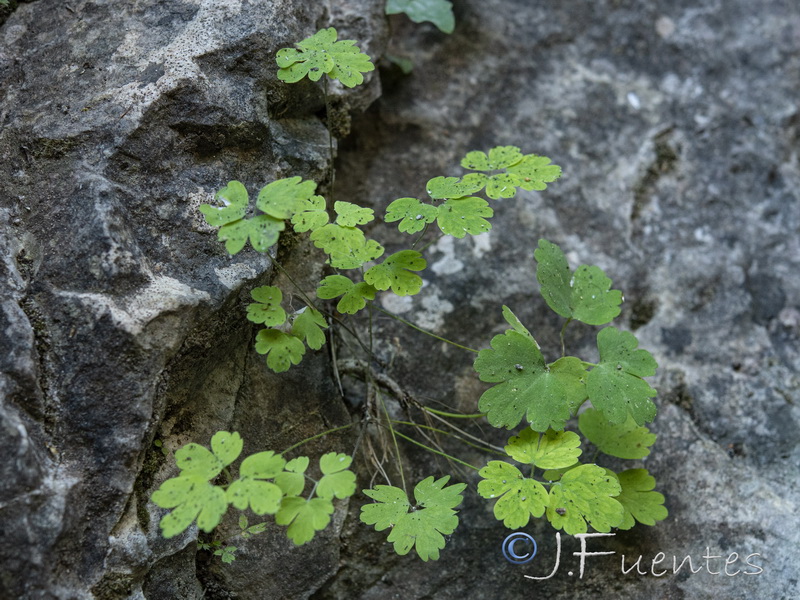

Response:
(151, 27), (666, 562)
(385, 0), (455, 34)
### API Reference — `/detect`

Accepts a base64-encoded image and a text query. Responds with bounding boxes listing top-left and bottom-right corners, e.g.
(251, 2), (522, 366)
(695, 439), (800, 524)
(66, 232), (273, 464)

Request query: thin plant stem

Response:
(390, 430), (479, 471)
(376, 384), (407, 494)
(560, 317), (573, 357)
(374, 305), (479, 353)
(421, 407), (486, 419)
(323, 76), (335, 201)
(280, 422), (357, 455)
(390, 419), (506, 456)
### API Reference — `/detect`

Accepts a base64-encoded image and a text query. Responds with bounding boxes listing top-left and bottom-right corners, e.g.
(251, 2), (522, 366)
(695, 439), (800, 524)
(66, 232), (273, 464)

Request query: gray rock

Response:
(2, 0), (798, 599)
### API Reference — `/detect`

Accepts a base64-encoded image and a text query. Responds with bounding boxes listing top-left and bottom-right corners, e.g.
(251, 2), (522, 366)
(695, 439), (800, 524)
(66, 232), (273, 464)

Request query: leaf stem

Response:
(560, 317), (572, 357)
(323, 75), (335, 202)
(376, 384), (408, 494)
(390, 429), (480, 471)
(420, 407), (486, 419)
(280, 421), (357, 455)
(373, 305), (479, 353)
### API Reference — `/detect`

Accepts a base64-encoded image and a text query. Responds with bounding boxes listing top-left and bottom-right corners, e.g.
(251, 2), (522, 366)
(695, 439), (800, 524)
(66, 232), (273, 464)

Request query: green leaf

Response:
(504, 428), (582, 470)
(276, 27), (375, 88)
(546, 464), (624, 535)
(291, 308), (328, 350)
(474, 330), (587, 430)
(216, 546), (237, 563)
(199, 181), (248, 227)
(477, 461), (548, 529)
(256, 176), (317, 220)
(175, 431), (242, 479)
(152, 476), (228, 537)
(386, 0), (455, 34)
(385, 197), (438, 234)
(586, 327), (658, 425)
(291, 195), (329, 233)
(578, 407), (656, 459)
(506, 154), (562, 191)
(501, 305), (535, 341)
(360, 476), (466, 561)
(239, 514), (248, 530)
(276, 496), (335, 545)
(254, 329), (306, 372)
(613, 469), (668, 530)
(334, 201), (374, 227)
(217, 214), (286, 255)
(317, 452), (356, 500)
(534, 239), (622, 325)
(316, 275), (377, 314)
(426, 174), (485, 199)
(275, 457), (309, 497)
(310, 224), (385, 269)
(227, 451), (286, 515)
(364, 250), (426, 296)
(461, 146), (524, 171)
(246, 286), (287, 326)
(436, 197), (493, 238)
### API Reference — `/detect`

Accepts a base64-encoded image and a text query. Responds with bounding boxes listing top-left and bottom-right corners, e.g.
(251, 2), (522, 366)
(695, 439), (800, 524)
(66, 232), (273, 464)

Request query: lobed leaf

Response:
(477, 461), (548, 529)
(426, 174), (485, 199)
(364, 250), (426, 296)
(276, 27), (375, 88)
(316, 275), (377, 314)
(291, 307), (328, 350)
(246, 286), (287, 326)
(578, 408), (656, 459)
(317, 452), (356, 500)
(385, 0), (455, 34)
(310, 224), (384, 269)
(613, 469), (668, 530)
(586, 327), (658, 425)
(504, 428), (582, 470)
(436, 197), (493, 238)
(275, 456), (309, 497)
(506, 154), (562, 191)
(546, 464), (624, 535)
(255, 329), (306, 372)
(153, 476), (228, 537)
(217, 214), (285, 255)
(334, 201), (374, 227)
(199, 181), (248, 227)
(276, 496), (334, 545)
(360, 476), (466, 561)
(534, 239), (622, 325)
(474, 329), (587, 431)
(256, 176), (317, 220)
(291, 195), (329, 233)
(385, 197), (438, 234)
(227, 450), (286, 515)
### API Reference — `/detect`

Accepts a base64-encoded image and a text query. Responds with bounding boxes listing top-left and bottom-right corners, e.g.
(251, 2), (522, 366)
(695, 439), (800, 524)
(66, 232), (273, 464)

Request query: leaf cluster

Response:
(151, 432), (356, 546)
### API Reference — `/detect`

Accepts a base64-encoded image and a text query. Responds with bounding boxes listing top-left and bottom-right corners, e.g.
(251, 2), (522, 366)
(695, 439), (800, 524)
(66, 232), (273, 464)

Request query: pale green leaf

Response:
(334, 201), (374, 227)
(310, 224), (384, 269)
(426, 174), (485, 199)
(436, 197), (493, 238)
(317, 452), (356, 500)
(506, 154), (562, 191)
(501, 305), (535, 341)
(291, 308), (328, 350)
(199, 181), (248, 227)
(254, 329), (306, 372)
(384, 197), (438, 234)
(316, 275), (377, 314)
(578, 407), (656, 459)
(504, 428), (582, 469)
(275, 457), (309, 497)
(364, 250), (426, 296)
(460, 146), (523, 171)
(276, 496), (334, 545)
(256, 176), (317, 220)
(546, 464), (624, 535)
(276, 27), (375, 88)
(154, 476), (228, 537)
(360, 476), (466, 561)
(613, 469), (668, 530)
(246, 286), (287, 326)
(291, 195), (329, 233)
(217, 214), (285, 254)
(477, 461), (548, 529)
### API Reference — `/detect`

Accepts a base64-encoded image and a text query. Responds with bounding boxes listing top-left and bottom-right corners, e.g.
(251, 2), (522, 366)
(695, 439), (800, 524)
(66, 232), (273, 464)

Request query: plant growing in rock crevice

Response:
(151, 27), (667, 562)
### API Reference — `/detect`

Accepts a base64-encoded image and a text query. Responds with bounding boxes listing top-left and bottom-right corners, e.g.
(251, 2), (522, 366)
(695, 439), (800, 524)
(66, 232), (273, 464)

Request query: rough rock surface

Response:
(1, 0), (798, 599)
